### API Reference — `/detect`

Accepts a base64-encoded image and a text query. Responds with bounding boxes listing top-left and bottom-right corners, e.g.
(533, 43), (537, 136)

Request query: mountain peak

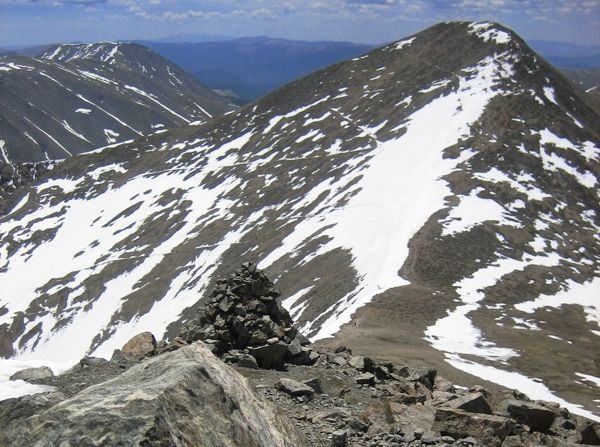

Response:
(41, 42), (128, 64)
(1, 21), (599, 420)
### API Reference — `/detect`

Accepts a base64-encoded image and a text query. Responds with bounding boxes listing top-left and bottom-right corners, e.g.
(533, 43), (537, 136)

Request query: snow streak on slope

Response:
(0, 146), (262, 360)
(261, 52), (515, 340)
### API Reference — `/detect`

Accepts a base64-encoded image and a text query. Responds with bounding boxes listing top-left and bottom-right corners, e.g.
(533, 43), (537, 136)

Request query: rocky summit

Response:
(0, 20), (599, 428)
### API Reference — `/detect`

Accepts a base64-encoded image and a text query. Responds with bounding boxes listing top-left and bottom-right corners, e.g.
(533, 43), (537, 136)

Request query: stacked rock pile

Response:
(180, 262), (317, 369)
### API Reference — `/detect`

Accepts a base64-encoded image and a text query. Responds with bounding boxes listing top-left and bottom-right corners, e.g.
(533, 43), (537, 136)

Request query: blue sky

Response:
(1, 0), (599, 47)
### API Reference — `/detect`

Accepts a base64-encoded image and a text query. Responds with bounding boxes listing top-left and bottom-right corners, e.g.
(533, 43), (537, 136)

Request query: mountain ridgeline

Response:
(0, 42), (233, 163)
(0, 22), (599, 419)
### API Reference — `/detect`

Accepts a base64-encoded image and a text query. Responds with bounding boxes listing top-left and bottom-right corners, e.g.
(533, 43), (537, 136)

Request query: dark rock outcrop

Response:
(0, 160), (54, 215)
(0, 342), (305, 447)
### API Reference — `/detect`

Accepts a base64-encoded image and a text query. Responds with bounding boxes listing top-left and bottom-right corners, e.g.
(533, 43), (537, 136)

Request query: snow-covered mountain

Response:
(0, 22), (599, 419)
(0, 42), (233, 163)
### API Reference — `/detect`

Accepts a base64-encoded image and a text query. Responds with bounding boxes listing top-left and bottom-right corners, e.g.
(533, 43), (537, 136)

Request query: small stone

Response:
(292, 332), (311, 346)
(348, 417), (370, 432)
(241, 261), (257, 273)
(236, 354), (258, 369)
(414, 368), (437, 389)
(276, 378), (315, 397)
(287, 338), (302, 356)
(308, 351), (320, 363)
(251, 279), (268, 296)
(110, 349), (128, 363)
(328, 354), (348, 367)
(433, 408), (513, 446)
(249, 331), (268, 346)
(348, 355), (365, 370)
(356, 372), (375, 385)
(331, 429), (348, 447)
(303, 378), (323, 394)
(446, 392), (492, 414)
(79, 356), (108, 367)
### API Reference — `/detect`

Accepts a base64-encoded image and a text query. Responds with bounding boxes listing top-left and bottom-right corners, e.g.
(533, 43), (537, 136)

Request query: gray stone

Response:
(303, 377), (323, 394)
(414, 368), (437, 389)
(249, 342), (288, 369)
(349, 416), (370, 432)
(331, 429), (348, 447)
(292, 332), (311, 346)
(310, 408), (351, 423)
(237, 354), (259, 369)
(497, 399), (556, 433)
(356, 372), (375, 385)
(79, 356), (108, 367)
(287, 338), (303, 356)
(385, 402), (435, 433)
(433, 408), (513, 446)
(110, 349), (128, 363)
(328, 354), (347, 367)
(276, 378), (315, 397)
(348, 355), (366, 370)
(10, 366), (54, 382)
(0, 342), (305, 447)
(445, 392), (492, 414)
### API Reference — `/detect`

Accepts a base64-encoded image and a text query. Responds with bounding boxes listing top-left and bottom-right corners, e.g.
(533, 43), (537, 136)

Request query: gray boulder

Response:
(121, 331), (157, 359)
(276, 378), (315, 397)
(10, 366), (54, 382)
(0, 342), (305, 447)
(495, 399), (556, 433)
(249, 341), (288, 369)
(445, 392), (492, 414)
(433, 407), (513, 447)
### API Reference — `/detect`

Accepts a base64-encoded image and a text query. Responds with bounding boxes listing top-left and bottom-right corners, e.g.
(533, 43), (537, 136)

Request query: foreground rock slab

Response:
(1, 342), (305, 447)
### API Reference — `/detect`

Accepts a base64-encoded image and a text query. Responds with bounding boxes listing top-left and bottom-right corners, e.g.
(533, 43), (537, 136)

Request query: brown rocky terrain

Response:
(2, 265), (600, 446)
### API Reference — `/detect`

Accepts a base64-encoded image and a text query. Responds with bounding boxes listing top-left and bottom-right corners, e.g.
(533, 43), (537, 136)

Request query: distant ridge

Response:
(0, 42), (233, 163)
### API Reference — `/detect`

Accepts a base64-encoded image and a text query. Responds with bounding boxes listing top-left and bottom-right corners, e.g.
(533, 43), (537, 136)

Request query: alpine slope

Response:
(0, 22), (599, 418)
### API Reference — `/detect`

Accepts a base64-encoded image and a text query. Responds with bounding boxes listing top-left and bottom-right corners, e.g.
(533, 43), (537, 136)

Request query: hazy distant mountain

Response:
(562, 68), (600, 113)
(1, 21), (598, 419)
(152, 33), (233, 43)
(530, 40), (600, 69)
(5, 37), (598, 105)
(0, 42), (233, 163)
(140, 37), (374, 104)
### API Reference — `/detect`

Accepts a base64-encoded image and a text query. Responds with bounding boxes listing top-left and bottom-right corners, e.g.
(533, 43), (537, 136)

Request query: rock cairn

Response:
(180, 262), (316, 369)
